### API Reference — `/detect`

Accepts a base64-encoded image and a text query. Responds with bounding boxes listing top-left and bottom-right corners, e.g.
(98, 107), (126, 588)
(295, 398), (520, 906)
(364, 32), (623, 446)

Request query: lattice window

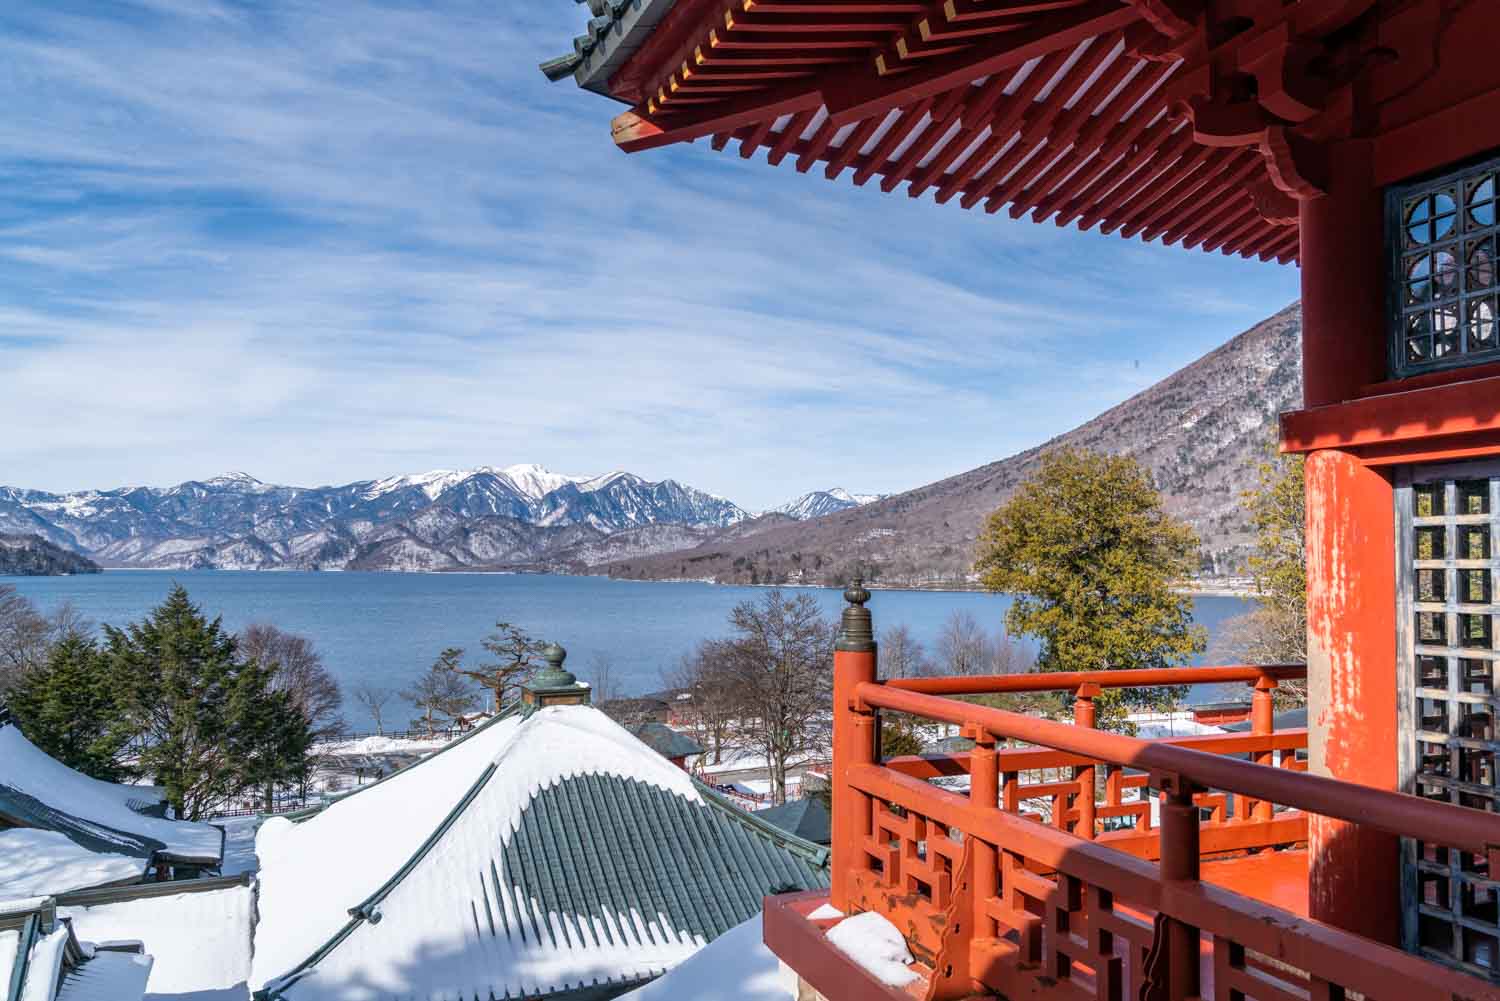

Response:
(1398, 466), (1500, 979)
(1390, 155), (1500, 377)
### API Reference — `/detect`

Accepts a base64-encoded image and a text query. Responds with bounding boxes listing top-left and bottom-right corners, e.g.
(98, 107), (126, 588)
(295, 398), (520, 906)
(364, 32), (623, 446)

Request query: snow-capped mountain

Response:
(0, 466), (751, 571)
(770, 488), (884, 521)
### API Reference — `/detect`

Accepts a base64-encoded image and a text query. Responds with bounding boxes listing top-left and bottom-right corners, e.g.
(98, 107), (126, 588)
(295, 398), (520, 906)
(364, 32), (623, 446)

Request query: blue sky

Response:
(0, 1), (1300, 510)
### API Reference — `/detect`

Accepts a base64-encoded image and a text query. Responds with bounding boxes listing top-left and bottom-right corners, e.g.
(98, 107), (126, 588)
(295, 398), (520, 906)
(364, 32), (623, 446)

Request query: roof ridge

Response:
(281, 704), (525, 823)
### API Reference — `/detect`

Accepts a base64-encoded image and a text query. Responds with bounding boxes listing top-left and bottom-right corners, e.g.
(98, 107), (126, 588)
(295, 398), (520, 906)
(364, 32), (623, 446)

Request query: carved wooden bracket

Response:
(1135, 0), (1384, 201)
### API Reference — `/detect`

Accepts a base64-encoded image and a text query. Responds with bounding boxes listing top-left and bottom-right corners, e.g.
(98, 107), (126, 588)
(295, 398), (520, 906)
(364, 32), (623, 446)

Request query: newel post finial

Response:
(837, 578), (875, 653)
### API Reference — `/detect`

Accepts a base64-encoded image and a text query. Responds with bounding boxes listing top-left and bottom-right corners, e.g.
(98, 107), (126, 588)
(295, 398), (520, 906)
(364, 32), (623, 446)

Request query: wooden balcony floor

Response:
(1200, 847), (1310, 917)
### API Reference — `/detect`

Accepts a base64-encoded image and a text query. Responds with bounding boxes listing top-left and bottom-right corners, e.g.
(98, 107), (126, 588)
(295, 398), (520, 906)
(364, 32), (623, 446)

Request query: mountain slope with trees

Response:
(0, 534), (101, 576)
(601, 303), (1304, 586)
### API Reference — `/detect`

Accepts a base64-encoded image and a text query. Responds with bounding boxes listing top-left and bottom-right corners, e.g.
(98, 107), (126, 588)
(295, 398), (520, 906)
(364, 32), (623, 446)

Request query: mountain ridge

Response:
(1, 301), (1302, 579)
(596, 302), (1304, 586)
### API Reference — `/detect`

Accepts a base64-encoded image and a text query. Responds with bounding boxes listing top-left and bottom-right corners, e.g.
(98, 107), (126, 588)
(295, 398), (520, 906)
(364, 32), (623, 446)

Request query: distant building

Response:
(628, 722), (705, 770)
(753, 798), (832, 847)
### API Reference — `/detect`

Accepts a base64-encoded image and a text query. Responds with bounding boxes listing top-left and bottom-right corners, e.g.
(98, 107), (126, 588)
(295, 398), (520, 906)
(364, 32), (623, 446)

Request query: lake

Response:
(2, 571), (1255, 728)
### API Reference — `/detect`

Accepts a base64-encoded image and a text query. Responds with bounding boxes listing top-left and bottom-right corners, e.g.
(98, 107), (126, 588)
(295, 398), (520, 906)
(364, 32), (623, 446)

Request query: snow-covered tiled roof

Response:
(255, 706), (828, 1000)
(0, 723), (222, 866)
(0, 899), (153, 1001)
(59, 879), (253, 1000)
(0, 831), (145, 899)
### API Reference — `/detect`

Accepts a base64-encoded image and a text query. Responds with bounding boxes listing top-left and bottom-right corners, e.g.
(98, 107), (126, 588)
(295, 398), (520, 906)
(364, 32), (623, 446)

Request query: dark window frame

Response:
(1387, 152), (1500, 379)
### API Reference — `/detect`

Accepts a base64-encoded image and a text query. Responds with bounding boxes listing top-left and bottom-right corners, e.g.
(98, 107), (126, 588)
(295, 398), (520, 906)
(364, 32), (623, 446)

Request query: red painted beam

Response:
(820, 0), (1139, 126)
(1280, 375), (1500, 455)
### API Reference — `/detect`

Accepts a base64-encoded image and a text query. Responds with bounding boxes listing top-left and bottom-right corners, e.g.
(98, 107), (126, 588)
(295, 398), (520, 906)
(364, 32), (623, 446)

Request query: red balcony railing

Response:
(763, 599), (1500, 1001)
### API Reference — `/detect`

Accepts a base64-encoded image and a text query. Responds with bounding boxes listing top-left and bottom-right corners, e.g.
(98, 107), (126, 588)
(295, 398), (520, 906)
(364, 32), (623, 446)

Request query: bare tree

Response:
(936, 611), (993, 676)
(405, 649), (480, 735)
(665, 644), (742, 766)
(0, 585), (52, 692)
(989, 629), (1033, 675)
(585, 651), (621, 707)
(351, 682), (395, 735)
(449, 622), (547, 712)
(241, 623), (344, 741)
(879, 624), (930, 679)
(720, 590), (835, 805)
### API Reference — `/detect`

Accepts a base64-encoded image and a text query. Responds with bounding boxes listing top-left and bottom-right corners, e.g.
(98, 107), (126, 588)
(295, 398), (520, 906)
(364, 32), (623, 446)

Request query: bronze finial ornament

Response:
(837, 578), (876, 653)
(532, 642), (576, 687)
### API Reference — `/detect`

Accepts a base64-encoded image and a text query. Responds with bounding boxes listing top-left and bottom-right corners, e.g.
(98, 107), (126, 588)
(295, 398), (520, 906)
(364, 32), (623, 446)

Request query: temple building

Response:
(0, 713), (224, 893)
(545, 1), (1500, 997)
(252, 663), (829, 1001)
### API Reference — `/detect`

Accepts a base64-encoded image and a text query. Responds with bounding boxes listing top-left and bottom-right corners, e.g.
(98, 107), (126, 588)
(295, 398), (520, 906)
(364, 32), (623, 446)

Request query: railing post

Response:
(966, 723), (999, 940)
(1073, 682), (1100, 839)
(1156, 772), (1201, 1000)
(1252, 676), (1277, 821)
(832, 581), (877, 914)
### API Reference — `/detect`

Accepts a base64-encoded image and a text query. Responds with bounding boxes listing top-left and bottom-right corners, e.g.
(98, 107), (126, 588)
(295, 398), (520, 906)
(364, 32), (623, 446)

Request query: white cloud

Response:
(0, 1), (1300, 508)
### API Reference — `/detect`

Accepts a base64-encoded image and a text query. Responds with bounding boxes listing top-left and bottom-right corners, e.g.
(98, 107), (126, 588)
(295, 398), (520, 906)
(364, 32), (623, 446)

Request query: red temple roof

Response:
(544, 0), (1308, 265)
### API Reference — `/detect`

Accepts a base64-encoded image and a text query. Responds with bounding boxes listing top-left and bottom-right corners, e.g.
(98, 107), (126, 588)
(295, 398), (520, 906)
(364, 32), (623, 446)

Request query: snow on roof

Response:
(616, 917), (796, 1001)
(0, 724), (222, 865)
(0, 830), (145, 898)
(257, 706), (828, 1001)
(1, 904), (153, 1001)
(59, 882), (254, 999)
(53, 950), (153, 1001)
(251, 710), (528, 990)
(19, 926), (70, 1001)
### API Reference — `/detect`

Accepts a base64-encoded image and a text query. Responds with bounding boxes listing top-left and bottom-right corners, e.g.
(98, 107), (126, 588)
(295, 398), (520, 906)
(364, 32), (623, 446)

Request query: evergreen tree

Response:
(103, 585), (312, 819)
(974, 448), (1205, 730)
(7, 630), (128, 781)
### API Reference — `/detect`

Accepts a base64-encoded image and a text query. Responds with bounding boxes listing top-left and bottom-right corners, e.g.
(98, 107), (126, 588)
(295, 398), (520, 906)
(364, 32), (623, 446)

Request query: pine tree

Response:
(7, 630), (128, 781)
(974, 448), (1205, 730)
(103, 585), (312, 819)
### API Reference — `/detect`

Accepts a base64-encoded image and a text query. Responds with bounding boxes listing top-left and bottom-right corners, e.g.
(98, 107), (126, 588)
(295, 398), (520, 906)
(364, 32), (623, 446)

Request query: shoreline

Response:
(16, 566), (1260, 600)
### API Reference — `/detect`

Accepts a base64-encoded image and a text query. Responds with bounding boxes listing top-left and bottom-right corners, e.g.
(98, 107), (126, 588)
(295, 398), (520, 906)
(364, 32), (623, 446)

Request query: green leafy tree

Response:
(974, 448), (1205, 729)
(7, 630), (129, 781)
(104, 586), (311, 819)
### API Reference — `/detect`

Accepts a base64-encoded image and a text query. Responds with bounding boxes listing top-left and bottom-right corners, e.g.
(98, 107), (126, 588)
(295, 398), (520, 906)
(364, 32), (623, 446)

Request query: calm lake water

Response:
(2, 571), (1254, 728)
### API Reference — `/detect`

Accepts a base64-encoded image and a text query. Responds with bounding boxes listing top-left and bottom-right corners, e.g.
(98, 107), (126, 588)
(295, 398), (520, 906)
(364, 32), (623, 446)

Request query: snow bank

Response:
(61, 883), (253, 997)
(807, 903), (844, 921)
(825, 912), (919, 988)
(0, 829), (144, 897)
(618, 917), (796, 1001)
(0, 725), (221, 862)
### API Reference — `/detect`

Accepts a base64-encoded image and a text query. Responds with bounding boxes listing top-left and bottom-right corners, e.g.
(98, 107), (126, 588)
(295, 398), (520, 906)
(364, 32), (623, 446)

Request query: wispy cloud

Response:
(0, 0), (1299, 508)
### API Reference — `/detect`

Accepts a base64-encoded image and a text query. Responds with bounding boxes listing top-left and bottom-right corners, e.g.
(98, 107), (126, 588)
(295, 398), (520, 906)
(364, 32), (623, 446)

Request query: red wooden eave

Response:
(586, 0), (1301, 265)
